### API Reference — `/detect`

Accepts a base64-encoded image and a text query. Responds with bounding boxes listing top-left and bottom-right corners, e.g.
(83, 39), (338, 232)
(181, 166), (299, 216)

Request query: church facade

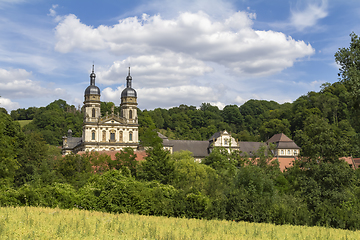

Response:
(62, 66), (139, 155)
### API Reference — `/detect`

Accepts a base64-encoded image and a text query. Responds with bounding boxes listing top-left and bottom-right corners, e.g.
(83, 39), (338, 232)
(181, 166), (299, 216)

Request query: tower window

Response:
(92, 108), (95, 118)
(92, 131), (95, 140)
(129, 132), (133, 141)
(129, 110), (132, 119)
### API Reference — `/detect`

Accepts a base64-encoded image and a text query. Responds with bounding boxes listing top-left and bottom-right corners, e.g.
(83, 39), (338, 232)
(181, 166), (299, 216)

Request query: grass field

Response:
(17, 120), (32, 127)
(0, 207), (360, 239)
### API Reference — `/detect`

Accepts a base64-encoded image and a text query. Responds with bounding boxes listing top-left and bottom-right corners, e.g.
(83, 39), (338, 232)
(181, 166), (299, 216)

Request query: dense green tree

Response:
(259, 119), (291, 141)
(138, 144), (175, 185)
(0, 112), (21, 186)
(112, 147), (139, 177)
(294, 115), (353, 162)
(335, 32), (360, 108)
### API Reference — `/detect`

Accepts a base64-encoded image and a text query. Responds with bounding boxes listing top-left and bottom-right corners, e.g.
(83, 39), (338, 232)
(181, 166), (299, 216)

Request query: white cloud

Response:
(0, 68), (65, 99)
(54, 11), (314, 77)
(101, 85), (219, 109)
(290, 0), (328, 31)
(0, 97), (19, 112)
(234, 96), (244, 105)
(209, 101), (226, 110)
(97, 52), (213, 86)
(48, 4), (58, 17)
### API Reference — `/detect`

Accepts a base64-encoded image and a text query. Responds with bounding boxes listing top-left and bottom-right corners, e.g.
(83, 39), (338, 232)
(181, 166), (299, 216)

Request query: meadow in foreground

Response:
(0, 207), (360, 240)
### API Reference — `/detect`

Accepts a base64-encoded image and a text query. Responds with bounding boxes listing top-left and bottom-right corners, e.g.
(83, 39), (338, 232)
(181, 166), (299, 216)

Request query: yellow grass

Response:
(0, 207), (359, 240)
(17, 120), (32, 128)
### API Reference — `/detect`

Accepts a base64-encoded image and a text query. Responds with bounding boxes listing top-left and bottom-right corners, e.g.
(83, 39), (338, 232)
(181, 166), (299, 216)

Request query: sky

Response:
(0, 0), (359, 112)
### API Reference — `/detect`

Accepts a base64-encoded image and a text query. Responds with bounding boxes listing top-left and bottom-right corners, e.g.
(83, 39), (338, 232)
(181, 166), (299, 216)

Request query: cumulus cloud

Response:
(0, 68), (65, 99)
(54, 11), (314, 77)
(0, 97), (19, 112)
(290, 0), (328, 31)
(97, 52), (213, 86)
(101, 85), (219, 109)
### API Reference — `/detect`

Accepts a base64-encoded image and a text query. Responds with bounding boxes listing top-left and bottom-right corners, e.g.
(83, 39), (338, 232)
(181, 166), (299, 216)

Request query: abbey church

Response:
(62, 66), (139, 154)
(62, 66), (302, 170)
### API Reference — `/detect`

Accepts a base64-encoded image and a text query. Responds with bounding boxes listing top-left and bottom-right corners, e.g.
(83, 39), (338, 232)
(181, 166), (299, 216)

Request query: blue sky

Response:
(0, 0), (359, 112)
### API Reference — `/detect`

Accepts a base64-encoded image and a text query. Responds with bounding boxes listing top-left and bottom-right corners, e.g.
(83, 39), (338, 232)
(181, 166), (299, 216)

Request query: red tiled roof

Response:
(340, 157), (355, 169)
(72, 150), (147, 162)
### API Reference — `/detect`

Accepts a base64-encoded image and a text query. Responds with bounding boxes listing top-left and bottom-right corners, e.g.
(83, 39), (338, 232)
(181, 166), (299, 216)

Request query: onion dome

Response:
(121, 67), (137, 98)
(84, 65), (100, 96)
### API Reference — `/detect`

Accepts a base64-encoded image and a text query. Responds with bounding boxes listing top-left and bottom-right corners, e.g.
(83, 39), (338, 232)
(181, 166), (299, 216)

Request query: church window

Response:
(110, 132), (115, 142)
(129, 132), (133, 141)
(287, 150), (290, 155)
(129, 110), (132, 119)
(294, 150), (297, 155)
(92, 108), (95, 118)
(92, 131), (95, 140)
(102, 131), (106, 142)
(224, 139), (228, 145)
(281, 150), (284, 155)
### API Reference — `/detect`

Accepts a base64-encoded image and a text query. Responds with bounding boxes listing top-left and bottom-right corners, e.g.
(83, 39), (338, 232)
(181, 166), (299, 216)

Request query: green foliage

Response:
(79, 170), (177, 216)
(335, 32), (360, 108)
(171, 151), (218, 195)
(0, 112), (21, 186)
(294, 115), (353, 162)
(22, 99), (83, 145)
(138, 145), (175, 184)
(112, 147), (138, 176)
(55, 153), (93, 189)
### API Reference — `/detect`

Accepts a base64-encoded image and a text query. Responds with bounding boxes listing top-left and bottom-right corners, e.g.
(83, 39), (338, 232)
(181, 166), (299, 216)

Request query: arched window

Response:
(91, 131), (95, 140)
(129, 132), (133, 141)
(92, 108), (95, 118)
(129, 110), (132, 119)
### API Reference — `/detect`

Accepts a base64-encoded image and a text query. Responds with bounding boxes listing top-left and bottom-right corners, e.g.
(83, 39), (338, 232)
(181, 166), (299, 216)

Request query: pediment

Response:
(99, 114), (127, 124)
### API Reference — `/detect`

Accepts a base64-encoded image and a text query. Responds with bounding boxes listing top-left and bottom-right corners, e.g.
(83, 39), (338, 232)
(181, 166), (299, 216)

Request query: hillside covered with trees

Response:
(1, 33), (360, 230)
(8, 78), (360, 159)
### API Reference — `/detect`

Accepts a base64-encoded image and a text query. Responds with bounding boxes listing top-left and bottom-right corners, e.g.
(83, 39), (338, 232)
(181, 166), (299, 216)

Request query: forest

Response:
(1, 33), (360, 230)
